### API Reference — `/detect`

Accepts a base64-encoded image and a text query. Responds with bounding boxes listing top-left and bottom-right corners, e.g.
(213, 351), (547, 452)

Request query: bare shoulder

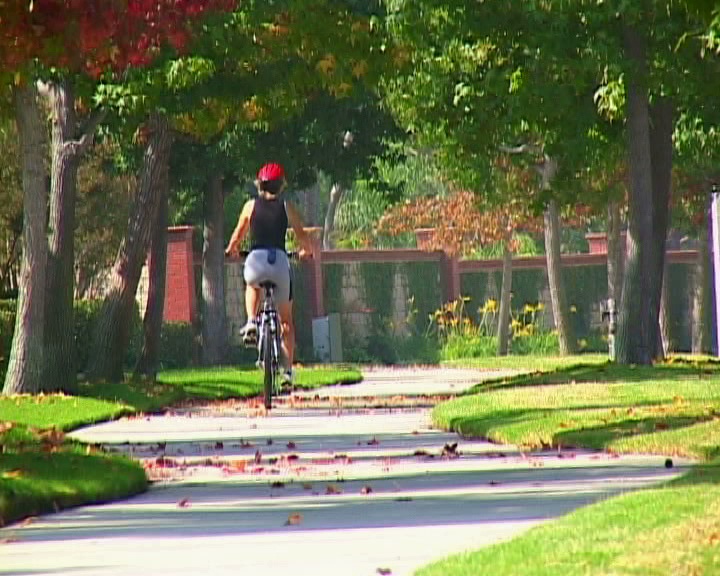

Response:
(241, 199), (255, 217)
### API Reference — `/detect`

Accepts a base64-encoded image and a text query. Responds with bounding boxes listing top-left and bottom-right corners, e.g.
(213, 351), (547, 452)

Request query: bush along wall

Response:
(0, 299), (197, 383)
(322, 260), (442, 364)
(459, 262), (696, 352)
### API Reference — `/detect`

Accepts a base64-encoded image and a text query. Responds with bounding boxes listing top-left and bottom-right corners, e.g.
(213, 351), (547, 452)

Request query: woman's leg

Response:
(277, 300), (294, 368)
(245, 284), (260, 323)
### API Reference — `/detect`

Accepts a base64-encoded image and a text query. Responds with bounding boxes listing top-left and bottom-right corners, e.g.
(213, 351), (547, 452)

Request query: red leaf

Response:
(286, 441), (296, 449)
(177, 498), (191, 508)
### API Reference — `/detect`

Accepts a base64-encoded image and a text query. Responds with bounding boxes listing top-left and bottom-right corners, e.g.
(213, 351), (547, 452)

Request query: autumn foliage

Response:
(0, 0), (237, 76)
(376, 189), (544, 256)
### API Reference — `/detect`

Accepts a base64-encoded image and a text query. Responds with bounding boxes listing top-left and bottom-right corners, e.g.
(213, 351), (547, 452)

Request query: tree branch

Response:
(74, 108), (107, 155)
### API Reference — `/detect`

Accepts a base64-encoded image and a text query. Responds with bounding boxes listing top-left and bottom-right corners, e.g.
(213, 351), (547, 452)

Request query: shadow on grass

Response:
(464, 360), (720, 395)
(448, 408), (711, 453)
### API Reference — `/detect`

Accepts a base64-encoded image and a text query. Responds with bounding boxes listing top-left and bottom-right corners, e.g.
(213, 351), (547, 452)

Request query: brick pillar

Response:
(304, 227), (325, 318)
(440, 251), (461, 303)
(164, 226), (197, 323)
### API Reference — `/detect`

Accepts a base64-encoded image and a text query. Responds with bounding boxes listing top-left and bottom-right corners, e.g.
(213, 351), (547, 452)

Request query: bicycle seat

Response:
(259, 280), (277, 290)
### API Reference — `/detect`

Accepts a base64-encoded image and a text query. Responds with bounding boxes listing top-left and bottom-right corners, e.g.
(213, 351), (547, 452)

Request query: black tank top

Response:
(250, 196), (288, 250)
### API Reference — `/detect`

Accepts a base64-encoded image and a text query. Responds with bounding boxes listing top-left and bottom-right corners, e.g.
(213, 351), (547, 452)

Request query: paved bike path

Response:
(1, 368), (687, 576)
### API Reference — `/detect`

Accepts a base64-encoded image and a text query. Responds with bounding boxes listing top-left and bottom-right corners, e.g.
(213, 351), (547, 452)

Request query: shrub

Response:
(0, 309), (15, 382)
(440, 333), (496, 361)
(74, 299), (105, 373)
(159, 322), (195, 369)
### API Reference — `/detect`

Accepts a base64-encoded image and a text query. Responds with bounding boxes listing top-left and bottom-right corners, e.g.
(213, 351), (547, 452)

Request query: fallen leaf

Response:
(266, 439), (274, 446)
(441, 443), (459, 458)
(395, 496), (412, 502)
(254, 450), (262, 464)
(367, 437), (380, 445)
(177, 498), (191, 508)
(302, 483), (313, 490)
(360, 485), (373, 495)
(665, 458), (674, 469)
(326, 484), (342, 495)
(287, 454), (299, 461)
(376, 569), (392, 575)
(413, 450), (429, 457)
(285, 513), (303, 526)
(286, 441), (296, 449)
(215, 441), (224, 450)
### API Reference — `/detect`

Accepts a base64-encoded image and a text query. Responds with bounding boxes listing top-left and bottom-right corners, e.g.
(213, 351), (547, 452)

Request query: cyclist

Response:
(224, 162), (314, 386)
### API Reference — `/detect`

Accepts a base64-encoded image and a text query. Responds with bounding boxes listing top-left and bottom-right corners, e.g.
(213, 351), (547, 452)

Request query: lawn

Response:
(421, 357), (720, 576)
(0, 364), (361, 526)
(442, 353), (607, 374)
(0, 365), (362, 431)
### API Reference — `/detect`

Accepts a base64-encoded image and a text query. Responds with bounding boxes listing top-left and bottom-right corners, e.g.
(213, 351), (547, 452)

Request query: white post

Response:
(711, 185), (720, 355)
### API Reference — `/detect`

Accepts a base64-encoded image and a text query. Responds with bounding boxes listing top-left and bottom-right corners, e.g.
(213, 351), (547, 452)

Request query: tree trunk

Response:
(497, 233), (513, 356)
(616, 24), (654, 366)
(692, 219), (711, 354)
(607, 200), (624, 305)
(658, 265), (672, 355)
(43, 79), (80, 393)
(299, 180), (321, 226)
(3, 84), (48, 396)
(544, 200), (576, 355)
(88, 114), (174, 382)
(323, 183), (343, 250)
(648, 97), (674, 360)
(201, 174), (227, 366)
(134, 174), (169, 380)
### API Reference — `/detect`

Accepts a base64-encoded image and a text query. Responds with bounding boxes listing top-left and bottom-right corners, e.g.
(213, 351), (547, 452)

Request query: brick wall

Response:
(142, 225), (703, 358)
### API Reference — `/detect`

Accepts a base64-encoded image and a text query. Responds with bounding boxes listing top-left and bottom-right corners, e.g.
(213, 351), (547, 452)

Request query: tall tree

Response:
(385, 0), (714, 364)
(1, 0), (237, 393)
(3, 84), (47, 395)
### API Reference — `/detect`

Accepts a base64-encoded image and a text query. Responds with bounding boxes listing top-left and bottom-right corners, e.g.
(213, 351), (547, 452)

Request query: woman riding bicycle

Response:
(224, 162), (314, 386)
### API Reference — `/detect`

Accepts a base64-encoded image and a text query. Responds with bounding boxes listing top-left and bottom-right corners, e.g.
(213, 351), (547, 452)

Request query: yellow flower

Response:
(579, 339), (588, 349)
(570, 305), (577, 313)
(523, 304), (535, 314)
(485, 299), (498, 312)
(537, 303), (545, 311)
(462, 296), (471, 302)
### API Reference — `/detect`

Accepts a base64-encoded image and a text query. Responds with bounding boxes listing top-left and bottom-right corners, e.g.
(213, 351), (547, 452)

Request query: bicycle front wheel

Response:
(262, 325), (274, 410)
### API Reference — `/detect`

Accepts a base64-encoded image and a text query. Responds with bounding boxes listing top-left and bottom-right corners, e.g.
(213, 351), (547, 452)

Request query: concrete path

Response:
(1, 368), (687, 576)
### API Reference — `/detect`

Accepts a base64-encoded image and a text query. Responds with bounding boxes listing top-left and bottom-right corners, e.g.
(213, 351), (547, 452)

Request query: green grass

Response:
(0, 365), (362, 431)
(0, 424), (147, 527)
(0, 364), (361, 526)
(441, 353), (607, 374)
(157, 365), (362, 401)
(421, 357), (720, 576)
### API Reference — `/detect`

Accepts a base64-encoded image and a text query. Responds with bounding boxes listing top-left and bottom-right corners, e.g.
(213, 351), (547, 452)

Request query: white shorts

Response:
(243, 248), (292, 303)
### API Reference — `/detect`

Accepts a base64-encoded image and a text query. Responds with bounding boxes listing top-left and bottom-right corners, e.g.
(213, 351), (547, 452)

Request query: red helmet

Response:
(257, 162), (285, 182)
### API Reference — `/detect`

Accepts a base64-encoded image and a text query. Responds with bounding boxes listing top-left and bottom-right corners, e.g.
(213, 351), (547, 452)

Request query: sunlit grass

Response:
(420, 357), (720, 575)
(0, 423), (147, 527)
(0, 364), (361, 526)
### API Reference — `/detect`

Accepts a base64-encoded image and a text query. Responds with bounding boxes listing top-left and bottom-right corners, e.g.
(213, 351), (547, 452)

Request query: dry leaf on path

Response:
(325, 484), (342, 495)
(177, 498), (191, 508)
(360, 485), (373, 495)
(285, 513), (303, 526)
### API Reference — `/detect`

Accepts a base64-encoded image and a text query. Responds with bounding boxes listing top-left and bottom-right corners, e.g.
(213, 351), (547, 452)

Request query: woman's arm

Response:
(225, 200), (254, 256)
(286, 201), (314, 258)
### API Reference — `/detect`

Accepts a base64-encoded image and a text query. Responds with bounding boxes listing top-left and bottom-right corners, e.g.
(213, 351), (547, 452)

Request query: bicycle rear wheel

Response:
(262, 324), (274, 409)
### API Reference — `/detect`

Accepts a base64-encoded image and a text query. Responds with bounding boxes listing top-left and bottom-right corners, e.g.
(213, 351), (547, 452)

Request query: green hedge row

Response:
(0, 299), (195, 383)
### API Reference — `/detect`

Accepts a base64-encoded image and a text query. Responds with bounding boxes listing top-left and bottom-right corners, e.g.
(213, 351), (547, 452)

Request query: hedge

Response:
(0, 300), (196, 383)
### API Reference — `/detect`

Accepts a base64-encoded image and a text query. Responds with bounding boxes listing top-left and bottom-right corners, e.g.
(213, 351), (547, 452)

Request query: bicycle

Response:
(240, 250), (296, 410)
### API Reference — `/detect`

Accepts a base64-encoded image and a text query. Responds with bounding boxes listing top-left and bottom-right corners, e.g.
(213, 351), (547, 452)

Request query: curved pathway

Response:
(1, 368), (687, 576)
